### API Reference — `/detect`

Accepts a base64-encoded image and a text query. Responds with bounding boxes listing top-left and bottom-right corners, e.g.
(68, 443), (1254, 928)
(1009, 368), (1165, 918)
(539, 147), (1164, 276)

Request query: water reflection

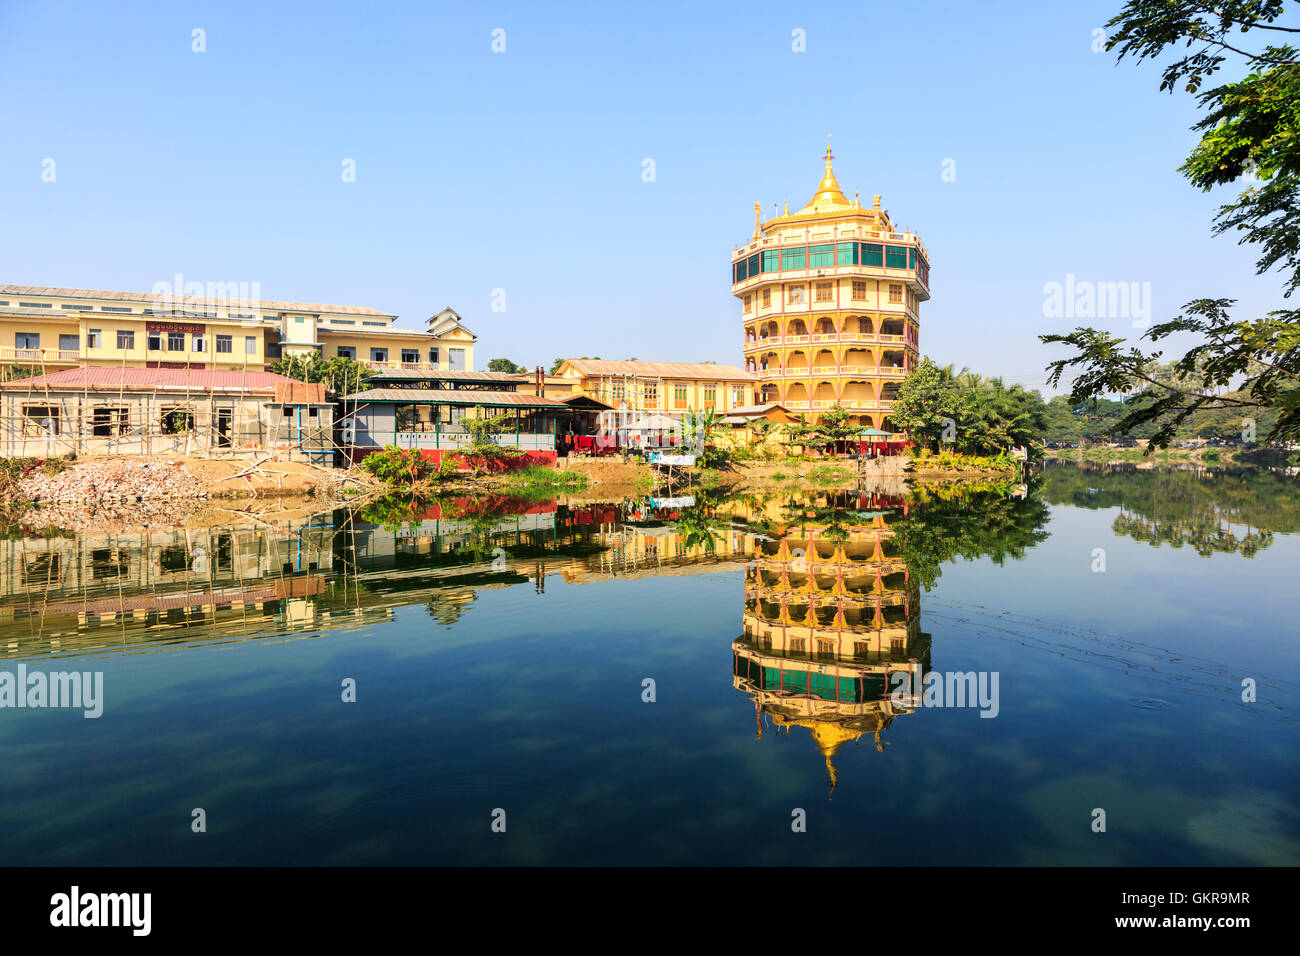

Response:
(729, 490), (929, 797)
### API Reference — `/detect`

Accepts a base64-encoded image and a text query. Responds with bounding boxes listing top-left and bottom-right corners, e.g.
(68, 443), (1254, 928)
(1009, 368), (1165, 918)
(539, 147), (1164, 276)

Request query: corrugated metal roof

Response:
(0, 366), (296, 394)
(559, 359), (755, 381)
(347, 389), (566, 408)
(365, 368), (527, 383)
(0, 284), (394, 317)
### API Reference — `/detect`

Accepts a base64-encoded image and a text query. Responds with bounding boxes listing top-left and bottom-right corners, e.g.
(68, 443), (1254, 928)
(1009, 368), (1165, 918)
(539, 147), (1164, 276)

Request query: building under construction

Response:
(0, 366), (333, 461)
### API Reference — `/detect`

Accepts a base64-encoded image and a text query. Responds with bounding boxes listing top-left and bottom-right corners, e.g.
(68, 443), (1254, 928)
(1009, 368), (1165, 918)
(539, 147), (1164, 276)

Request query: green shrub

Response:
(359, 446), (437, 486)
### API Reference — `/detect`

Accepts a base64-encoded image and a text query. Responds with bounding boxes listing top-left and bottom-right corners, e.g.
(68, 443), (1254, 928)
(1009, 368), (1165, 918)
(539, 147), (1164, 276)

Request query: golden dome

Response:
(800, 145), (853, 215)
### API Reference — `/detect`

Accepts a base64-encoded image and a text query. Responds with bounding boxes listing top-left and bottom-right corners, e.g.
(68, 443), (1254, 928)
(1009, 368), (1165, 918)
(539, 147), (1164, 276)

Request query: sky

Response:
(0, 0), (1292, 393)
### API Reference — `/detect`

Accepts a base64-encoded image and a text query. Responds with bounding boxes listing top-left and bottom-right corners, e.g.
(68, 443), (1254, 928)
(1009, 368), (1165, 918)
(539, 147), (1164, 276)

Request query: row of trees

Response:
(888, 359), (1048, 455)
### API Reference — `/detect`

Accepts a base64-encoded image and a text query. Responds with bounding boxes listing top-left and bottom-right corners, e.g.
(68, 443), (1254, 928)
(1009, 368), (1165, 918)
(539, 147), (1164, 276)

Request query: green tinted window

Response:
(908, 248), (917, 269)
(780, 246), (806, 270)
(864, 243), (883, 267)
(807, 244), (834, 268)
(747, 253), (760, 277)
(837, 242), (858, 265)
(761, 250), (780, 272)
(886, 245), (907, 268)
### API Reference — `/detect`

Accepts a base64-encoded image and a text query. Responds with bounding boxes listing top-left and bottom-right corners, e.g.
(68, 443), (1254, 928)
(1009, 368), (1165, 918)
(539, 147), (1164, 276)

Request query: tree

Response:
(889, 358), (968, 451)
(1042, 1), (1300, 448)
(269, 353), (372, 394)
(487, 358), (524, 374)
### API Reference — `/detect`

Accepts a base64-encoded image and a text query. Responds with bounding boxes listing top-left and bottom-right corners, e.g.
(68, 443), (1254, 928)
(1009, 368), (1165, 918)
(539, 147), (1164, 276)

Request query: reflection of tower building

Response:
(733, 147), (929, 428)
(732, 491), (930, 795)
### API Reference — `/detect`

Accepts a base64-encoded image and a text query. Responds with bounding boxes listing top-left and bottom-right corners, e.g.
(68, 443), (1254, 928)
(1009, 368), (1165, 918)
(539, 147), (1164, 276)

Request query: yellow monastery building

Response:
(551, 358), (755, 417)
(732, 148), (929, 429)
(0, 285), (476, 374)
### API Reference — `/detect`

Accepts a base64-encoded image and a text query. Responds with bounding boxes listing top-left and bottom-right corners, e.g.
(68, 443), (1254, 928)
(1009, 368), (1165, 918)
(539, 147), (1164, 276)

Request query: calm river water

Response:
(1, 463), (1297, 865)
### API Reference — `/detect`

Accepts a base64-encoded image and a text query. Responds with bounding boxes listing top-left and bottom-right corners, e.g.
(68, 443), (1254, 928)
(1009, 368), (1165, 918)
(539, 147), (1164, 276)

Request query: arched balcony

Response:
(843, 348), (872, 373)
(786, 319), (809, 338)
(814, 317), (837, 335)
(785, 350), (809, 372)
(785, 382), (809, 405)
(840, 381), (875, 406)
(812, 348), (836, 373)
(812, 381), (837, 406)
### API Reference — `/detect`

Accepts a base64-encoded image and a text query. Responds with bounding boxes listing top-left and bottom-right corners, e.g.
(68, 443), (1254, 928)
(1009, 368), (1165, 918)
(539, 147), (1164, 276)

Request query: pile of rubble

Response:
(19, 459), (208, 506)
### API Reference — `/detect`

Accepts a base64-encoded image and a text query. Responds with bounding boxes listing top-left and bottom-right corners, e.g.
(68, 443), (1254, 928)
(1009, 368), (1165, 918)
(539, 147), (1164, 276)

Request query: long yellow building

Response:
(552, 358), (755, 417)
(732, 148), (929, 429)
(0, 284), (476, 374)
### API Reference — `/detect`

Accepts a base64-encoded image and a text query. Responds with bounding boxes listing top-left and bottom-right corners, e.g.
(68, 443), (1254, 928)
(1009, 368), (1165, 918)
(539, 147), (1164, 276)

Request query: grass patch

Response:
(498, 465), (589, 497)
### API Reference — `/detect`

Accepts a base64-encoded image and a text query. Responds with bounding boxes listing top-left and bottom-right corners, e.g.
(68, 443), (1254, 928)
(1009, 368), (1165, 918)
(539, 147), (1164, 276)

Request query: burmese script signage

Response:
(146, 320), (206, 334)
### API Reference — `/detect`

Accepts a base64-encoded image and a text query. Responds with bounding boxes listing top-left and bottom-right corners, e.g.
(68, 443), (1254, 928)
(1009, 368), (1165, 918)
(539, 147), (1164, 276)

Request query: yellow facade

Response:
(554, 359), (755, 416)
(732, 148), (929, 428)
(0, 286), (475, 374)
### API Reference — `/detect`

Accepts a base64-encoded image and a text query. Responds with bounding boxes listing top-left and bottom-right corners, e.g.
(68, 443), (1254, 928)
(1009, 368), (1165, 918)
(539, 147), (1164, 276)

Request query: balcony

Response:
(363, 359), (447, 372)
(756, 366), (908, 380)
(744, 332), (914, 352)
(0, 347), (82, 366)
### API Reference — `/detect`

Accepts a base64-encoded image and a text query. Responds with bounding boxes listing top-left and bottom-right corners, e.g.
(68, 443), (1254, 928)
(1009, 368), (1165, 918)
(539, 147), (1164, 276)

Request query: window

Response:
(807, 244), (834, 268)
(837, 242), (859, 266)
(91, 548), (127, 580)
(742, 294), (752, 313)
(401, 349), (419, 363)
(147, 332), (162, 351)
(61, 304), (85, 311)
(790, 637), (806, 653)
(644, 383), (657, 404)
(92, 406), (129, 437)
(852, 280), (867, 301)
(429, 347), (439, 365)
(611, 382), (624, 403)
(85, 329), (102, 349)
(780, 246), (806, 271)
(294, 316), (306, 323)
(337, 346), (355, 359)
(449, 348), (465, 370)
(703, 386), (716, 407)
(362, 321), (386, 327)
(761, 250), (779, 273)
(889, 283), (903, 304)
(59, 334), (80, 353)
(331, 318), (355, 325)
(674, 385), (687, 409)
(21, 552), (61, 588)
(816, 638), (835, 657)
(733, 386), (745, 406)
(245, 336), (257, 355)
(167, 331), (185, 351)
(864, 243), (883, 267)
(216, 334), (233, 353)
(788, 285), (806, 305)
(14, 332), (40, 350)
(193, 334), (206, 352)
(886, 245), (908, 269)
(21, 404), (59, 436)
(117, 330), (135, 349)
(160, 406), (195, 433)
(371, 348), (388, 362)
(101, 306), (133, 313)
(19, 301), (51, 309)
(761, 287), (771, 307)
(814, 281), (833, 303)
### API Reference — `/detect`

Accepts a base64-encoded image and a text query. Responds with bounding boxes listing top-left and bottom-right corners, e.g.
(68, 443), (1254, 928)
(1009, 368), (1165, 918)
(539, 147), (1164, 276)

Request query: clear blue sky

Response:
(0, 0), (1288, 391)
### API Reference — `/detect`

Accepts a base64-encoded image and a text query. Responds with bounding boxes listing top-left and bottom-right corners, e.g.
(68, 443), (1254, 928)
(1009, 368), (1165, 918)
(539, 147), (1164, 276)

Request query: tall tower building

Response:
(732, 147), (929, 429)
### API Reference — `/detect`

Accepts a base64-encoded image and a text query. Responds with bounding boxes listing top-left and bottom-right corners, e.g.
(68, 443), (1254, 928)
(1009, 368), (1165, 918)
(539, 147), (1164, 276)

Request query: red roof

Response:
(0, 366), (300, 394)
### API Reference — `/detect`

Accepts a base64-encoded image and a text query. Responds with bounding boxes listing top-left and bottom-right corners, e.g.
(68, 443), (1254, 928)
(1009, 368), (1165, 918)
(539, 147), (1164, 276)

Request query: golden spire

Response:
(800, 141), (851, 215)
(753, 200), (762, 240)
